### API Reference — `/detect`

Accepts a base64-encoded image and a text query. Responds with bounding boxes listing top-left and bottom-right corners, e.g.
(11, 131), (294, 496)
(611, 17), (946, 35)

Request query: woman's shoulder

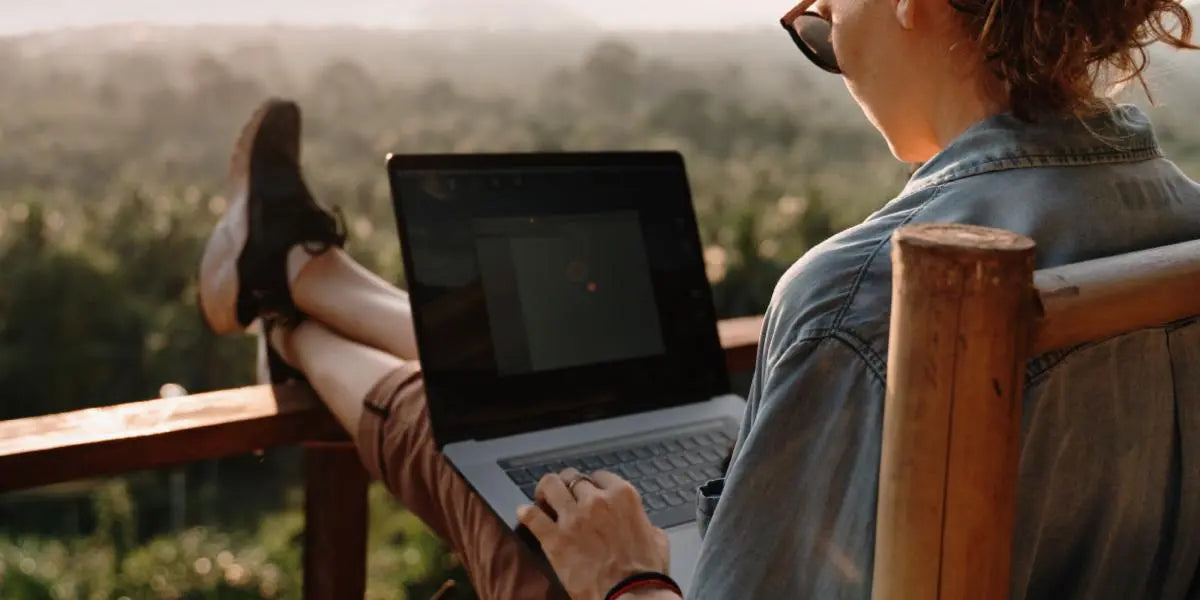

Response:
(761, 191), (936, 359)
(765, 156), (1200, 358)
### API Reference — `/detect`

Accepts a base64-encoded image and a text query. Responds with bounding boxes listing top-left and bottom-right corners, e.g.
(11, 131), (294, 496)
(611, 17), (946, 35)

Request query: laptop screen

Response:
(388, 152), (730, 446)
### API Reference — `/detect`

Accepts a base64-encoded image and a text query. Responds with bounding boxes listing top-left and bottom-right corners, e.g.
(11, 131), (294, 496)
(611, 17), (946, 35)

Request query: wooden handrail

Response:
(1033, 238), (1200, 354)
(0, 383), (341, 493)
(0, 316), (765, 494)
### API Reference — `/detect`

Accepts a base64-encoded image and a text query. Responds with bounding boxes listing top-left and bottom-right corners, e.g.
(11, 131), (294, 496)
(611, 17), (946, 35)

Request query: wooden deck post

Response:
(304, 441), (369, 600)
(873, 224), (1036, 600)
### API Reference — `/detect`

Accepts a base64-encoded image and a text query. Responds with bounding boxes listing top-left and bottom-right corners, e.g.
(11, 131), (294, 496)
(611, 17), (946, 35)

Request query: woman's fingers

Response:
(589, 470), (625, 489)
(564, 470), (604, 502)
(590, 471), (642, 511)
(536, 472), (576, 515)
(517, 503), (557, 542)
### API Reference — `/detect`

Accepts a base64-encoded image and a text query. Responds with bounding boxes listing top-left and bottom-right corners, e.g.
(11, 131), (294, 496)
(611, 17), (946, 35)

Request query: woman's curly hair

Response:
(950, 0), (1198, 120)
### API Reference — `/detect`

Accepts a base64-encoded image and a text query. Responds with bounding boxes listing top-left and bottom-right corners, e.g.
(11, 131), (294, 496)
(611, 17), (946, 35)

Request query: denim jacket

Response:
(691, 105), (1200, 599)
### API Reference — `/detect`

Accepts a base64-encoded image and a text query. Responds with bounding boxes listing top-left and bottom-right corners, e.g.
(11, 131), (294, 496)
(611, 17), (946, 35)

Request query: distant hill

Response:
(3, 24), (833, 100)
(0, 0), (596, 33)
(0, 0), (784, 34)
(415, 0), (597, 30)
(2, 21), (1194, 118)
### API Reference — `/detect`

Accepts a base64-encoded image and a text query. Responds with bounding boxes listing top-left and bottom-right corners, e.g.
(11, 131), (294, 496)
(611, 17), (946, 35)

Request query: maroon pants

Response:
(355, 364), (563, 599)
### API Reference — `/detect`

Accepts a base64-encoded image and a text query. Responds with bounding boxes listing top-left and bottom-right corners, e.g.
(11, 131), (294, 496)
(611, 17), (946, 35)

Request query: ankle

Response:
(286, 244), (317, 289)
(266, 319), (299, 367)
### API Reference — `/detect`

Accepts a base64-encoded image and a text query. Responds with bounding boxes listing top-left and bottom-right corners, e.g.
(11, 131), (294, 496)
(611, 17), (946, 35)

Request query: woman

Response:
(199, 0), (1200, 597)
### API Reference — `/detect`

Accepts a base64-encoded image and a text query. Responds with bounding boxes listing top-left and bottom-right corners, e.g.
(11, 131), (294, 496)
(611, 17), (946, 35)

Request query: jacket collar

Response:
(902, 104), (1163, 196)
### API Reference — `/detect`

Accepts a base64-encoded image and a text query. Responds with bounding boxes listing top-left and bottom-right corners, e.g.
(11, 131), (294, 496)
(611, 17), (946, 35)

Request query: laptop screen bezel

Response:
(386, 151), (732, 447)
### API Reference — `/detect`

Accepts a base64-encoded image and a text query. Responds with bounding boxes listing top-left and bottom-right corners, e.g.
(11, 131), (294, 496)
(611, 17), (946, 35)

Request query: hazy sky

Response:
(0, 0), (795, 34)
(4, 1), (1193, 34)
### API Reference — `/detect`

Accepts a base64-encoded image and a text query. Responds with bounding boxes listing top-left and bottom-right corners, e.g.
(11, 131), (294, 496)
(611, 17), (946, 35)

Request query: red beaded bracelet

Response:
(605, 572), (683, 600)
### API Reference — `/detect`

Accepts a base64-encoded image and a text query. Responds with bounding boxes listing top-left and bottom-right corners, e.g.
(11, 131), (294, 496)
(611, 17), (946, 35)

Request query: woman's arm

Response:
(691, 337), (883, 597)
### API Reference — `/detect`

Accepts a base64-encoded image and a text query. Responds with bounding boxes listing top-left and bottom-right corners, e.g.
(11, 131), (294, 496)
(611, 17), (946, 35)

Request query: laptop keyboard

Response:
(499, 422), (735, 529)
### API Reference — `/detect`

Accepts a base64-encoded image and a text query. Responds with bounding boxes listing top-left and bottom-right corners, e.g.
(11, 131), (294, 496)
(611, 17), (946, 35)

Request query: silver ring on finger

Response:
(566, 473), (599, 496)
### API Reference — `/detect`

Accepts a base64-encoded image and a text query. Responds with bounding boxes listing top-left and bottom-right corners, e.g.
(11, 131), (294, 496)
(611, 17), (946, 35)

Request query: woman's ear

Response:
(896, 0), (916, 29)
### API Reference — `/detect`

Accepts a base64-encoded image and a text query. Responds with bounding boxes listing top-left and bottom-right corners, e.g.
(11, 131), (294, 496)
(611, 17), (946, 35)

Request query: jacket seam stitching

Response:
(831, 185), (945, 330)
(1027, 319), (1197, 384)
(907, 147), (1163, 194)
(785, 328), (888, 387)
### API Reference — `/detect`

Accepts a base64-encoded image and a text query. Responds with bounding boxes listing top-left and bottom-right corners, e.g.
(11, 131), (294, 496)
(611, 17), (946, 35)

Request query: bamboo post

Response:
(873, 224), (1036, 600)
(304, 441), (369, 600)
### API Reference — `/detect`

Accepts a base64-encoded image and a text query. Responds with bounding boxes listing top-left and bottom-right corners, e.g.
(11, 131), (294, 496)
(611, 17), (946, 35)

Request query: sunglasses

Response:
(781, 11), (842, 75)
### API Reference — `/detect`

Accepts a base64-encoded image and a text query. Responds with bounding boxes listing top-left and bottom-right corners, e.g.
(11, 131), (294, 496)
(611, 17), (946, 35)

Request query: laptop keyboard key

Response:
(654, 475), (674, 490)
(633, 447), (653, 459)
(599, 452), (619, 466)
(652, 457), (673, 471)
(664, 439), (683, 453)
(662, 490), (685, 506)
(641, 478), (661, 493)
(507, 468), (534, 485)
(685, 452), (705, 466)
(637, 461), (659, 476)
(667, 455), (689, 469)
(676, 487), (696, 504)
(583, 456), (605, 470)
(671, 473), (692, 487)
(649, 504), (696, 529)
(528, 465), (551, 480)
(618, 464), (640, 480)
(520, 484), (538, 500)
(646, 494), (668, 511)
(616, 449), (636, 462)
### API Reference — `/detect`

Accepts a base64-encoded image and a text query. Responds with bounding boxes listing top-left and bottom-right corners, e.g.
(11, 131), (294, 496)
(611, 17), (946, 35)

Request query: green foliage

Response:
(0, 483), (465, 599)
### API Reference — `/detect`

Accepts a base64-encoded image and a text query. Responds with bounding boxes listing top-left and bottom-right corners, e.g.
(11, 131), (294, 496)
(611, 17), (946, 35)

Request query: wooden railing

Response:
(1, 228), (1197, 599)
(0, 316), (766, 599)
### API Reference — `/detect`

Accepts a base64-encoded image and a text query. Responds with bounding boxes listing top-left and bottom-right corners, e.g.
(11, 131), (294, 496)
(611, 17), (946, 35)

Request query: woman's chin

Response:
(882, 137), (934, 165)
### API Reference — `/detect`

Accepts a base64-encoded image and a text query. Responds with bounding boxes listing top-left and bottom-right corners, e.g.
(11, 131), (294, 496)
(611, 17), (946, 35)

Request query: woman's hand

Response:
(518, 469), (673, 600)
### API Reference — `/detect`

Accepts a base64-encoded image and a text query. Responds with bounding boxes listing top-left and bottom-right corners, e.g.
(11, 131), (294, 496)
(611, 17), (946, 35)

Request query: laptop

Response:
(385, 151), (745, 591)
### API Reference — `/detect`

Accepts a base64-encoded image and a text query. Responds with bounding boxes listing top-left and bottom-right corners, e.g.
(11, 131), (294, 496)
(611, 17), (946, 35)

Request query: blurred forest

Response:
(0, 23), (1197, 599)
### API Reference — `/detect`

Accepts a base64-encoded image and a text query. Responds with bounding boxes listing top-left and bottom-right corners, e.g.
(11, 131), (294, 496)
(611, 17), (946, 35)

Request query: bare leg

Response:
(287, 247), (418, 361)
(273, 319), (401, 439)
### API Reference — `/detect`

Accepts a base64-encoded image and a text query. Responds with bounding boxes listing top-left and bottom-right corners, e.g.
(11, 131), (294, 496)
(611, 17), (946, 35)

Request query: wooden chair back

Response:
(873, 224), (1200, 599)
